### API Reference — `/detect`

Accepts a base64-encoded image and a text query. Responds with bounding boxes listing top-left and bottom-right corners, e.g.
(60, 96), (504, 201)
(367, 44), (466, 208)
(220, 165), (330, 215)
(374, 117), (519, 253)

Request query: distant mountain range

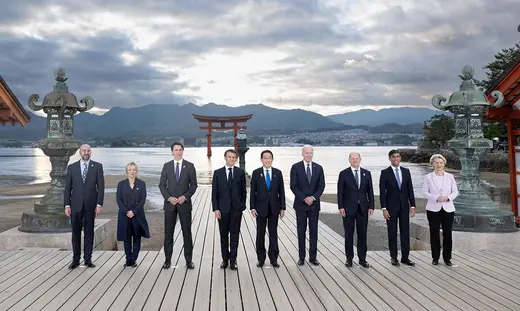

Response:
(0, 104), (437, 140)
(328, 107), (448, 126)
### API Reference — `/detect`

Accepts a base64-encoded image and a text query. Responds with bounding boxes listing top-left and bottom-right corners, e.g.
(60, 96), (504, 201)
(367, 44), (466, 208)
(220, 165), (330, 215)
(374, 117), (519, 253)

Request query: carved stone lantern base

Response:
(19, 138), (81, 233)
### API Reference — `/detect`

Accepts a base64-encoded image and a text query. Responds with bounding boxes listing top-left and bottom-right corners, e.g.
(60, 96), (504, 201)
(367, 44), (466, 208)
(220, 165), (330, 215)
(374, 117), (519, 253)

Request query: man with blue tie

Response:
(290, 145), (325, 266)
(379, 149), (416, 266)
(250, 150), (286, 268)
(337, 152), (374, 268)
(64, 144), (105, 269)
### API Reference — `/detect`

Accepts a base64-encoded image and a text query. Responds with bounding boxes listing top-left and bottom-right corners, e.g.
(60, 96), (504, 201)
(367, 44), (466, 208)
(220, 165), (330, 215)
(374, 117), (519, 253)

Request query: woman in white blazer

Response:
(422, 154), (459, 266)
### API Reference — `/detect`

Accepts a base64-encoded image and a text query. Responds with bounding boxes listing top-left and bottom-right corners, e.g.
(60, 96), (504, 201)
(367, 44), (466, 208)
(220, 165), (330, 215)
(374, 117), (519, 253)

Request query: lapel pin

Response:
(136, 187), (139, 190)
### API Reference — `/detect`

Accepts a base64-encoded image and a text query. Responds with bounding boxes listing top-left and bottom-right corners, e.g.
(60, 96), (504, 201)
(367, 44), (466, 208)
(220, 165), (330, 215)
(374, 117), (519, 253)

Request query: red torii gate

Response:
(193, 114), (253, 157)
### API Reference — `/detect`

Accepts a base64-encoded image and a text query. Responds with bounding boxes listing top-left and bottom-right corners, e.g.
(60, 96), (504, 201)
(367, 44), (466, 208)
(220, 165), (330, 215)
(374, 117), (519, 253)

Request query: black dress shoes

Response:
(131, 261), (137, 267)
(401, 259), (415, 266)
(432, 259), (439, 265)
(271, 261), (280, 268)
(345, 259), (353, 267)
(186, 261), (195, 269)
(359, 260), (370, 268)
(229, 262), (237, 270)
(444, 260), (453, 266)
(256, 261), (264, 267)
(297, 259), (304, 266)
(124, 260), (132, 268)
(85, 262), (96, 268)
(391, 258), (400, 266)
(309, 259), (320, 266)
(68, 262), (80, 270)
(163, 261), (171, 269)
(220, 260), (228, 269)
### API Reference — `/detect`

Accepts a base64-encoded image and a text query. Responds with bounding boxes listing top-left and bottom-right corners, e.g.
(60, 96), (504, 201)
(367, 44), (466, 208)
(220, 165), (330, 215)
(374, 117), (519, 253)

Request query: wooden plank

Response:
(0, 251), (42, 276)
(142, 188), (206, 310)
(370, 252), (467, 311)
(90, 252), (154, 310)
(0, 251), (62, 287)
(281, 209), (401, 311)
(239, 207), (277, 311)
(192, 196), (219, 311)
(175, 187), (212, 311)
(124, 251), (166, 311)
(248, 213), (311, 311)
(107, 252), (159, 310)
(412, 251), (518, 310)
(210, 209), (226, 311)
(404, 252), (497, 311)
(242, 207), (321, 311)
(23, 251), (105, 311)
(234, 215), (261, 311)
(57, 251), (123, 310)
(0, 252), (70, 310)
(39, 252), (116, 311)
(454, 251), (520, 290)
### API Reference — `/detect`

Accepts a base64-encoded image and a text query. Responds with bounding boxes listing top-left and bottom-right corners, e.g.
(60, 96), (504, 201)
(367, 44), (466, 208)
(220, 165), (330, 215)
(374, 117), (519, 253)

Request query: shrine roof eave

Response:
(485, 54), (520, 107)
(0, 75), (31, 126)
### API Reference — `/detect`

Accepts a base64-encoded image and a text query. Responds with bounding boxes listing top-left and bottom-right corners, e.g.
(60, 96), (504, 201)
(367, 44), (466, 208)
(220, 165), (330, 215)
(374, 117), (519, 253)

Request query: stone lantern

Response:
(235, 132), (249, 171)
(19, 68), (95, 233)
(431, 65), (517, 232)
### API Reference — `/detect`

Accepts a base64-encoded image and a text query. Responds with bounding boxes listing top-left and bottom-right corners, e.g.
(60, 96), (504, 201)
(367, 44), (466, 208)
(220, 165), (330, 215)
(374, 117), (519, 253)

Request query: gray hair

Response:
(302, 145), (313, 152)
(349, 152), (361, 159)
(430, 154), (447, 165)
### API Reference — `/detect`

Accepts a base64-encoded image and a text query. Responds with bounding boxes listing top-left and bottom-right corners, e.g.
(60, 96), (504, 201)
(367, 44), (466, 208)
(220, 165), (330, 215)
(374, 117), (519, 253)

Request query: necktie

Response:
(265, 169), (271, 191)
(228, 167), (233, 187)
(82, 162), (88, 184)
(306, 163), (312, 184)
(354, 169), (359, 189)
(395, 168), (401, 189)
(175, 162), (180, 181)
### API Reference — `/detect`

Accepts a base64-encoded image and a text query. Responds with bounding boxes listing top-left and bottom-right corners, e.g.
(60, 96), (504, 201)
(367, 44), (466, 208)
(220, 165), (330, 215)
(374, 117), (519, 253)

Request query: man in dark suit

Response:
(337, 152), (374, 268)
(290, 145), (325, 266)
(379, 149), (416, 266)
(64, 144), (105, 269)
(159, 142), (198, 269)
(250, 150), (286, 268)
(212, 149), (247, 270)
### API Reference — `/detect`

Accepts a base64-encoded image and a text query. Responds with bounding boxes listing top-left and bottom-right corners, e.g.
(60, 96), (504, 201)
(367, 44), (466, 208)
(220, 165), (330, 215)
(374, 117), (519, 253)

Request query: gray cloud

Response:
(0, 0), (518, 116)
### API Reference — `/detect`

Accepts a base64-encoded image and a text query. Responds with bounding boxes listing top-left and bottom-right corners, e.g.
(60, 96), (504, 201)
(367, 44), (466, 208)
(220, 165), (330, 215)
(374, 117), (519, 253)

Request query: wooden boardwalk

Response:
(0, 185), (519, 310)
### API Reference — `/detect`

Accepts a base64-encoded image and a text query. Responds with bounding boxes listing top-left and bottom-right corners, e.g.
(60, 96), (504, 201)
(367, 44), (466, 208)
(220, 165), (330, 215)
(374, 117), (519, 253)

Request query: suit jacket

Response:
(337, 167), (374, 216)
(250, 167), (286, 217)
(211, 166), (247, 213)
(159, 159), (198, 212)
(290, 161), (325, 211)
(64, 160), (105, 212)
(116, 178), (150, 241)
(423, 172), (459, 212)
(379, 166), (416, 214)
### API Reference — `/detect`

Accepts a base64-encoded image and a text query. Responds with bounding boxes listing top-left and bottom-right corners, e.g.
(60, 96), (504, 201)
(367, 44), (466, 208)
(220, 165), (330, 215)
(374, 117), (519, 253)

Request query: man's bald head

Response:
(79, 144), (92, 161)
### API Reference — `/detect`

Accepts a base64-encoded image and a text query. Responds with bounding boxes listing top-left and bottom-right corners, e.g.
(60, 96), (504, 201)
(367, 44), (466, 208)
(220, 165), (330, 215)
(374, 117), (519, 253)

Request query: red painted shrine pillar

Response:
(207, 123), (212, 157)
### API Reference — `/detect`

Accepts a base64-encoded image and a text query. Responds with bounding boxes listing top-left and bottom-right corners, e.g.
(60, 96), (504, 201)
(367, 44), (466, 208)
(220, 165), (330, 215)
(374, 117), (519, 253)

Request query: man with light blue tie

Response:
(64, 144), (105, 269)
(379, 149), (416, 266)
(250, 150), (286, 268)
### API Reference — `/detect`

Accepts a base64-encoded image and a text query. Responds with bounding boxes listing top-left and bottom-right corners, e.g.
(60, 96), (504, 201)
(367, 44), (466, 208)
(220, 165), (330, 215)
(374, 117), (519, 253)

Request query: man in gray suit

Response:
(159, 142), (198, 269)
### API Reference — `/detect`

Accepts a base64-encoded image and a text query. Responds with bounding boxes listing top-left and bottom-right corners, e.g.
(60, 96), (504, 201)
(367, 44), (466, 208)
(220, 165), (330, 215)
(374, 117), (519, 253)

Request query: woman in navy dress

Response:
(116, 162), (150, 267)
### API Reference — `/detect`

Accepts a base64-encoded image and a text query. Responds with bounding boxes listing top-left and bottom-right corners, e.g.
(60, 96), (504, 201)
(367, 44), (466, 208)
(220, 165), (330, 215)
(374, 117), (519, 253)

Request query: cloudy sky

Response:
(0, 0), (518, 116)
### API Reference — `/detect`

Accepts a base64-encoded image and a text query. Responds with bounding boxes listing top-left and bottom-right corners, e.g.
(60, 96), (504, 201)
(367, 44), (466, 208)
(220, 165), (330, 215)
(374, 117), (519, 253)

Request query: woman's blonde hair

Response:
(125, 162), (138, 174)
(429, 154), (447, 166)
